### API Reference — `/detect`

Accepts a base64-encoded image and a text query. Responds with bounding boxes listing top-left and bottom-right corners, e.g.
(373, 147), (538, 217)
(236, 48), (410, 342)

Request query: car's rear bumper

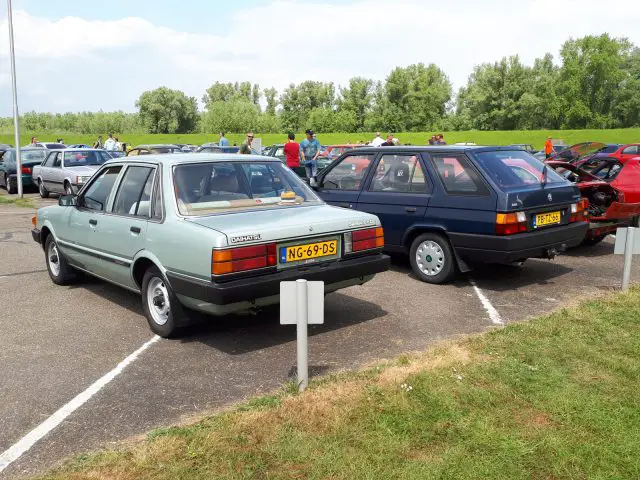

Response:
(166, 253), (390, 306)
(449, 222), (588, 263)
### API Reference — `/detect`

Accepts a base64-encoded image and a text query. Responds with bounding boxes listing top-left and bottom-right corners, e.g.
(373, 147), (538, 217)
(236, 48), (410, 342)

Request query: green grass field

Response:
(2, 128), (640, 151)
(35, 289), (640, 480)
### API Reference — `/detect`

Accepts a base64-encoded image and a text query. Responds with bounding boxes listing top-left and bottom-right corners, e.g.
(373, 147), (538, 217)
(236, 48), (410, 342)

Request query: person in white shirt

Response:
(115, 137), (122, 151)
(371, 132), (384, 147)
(104, 133), (117, 151)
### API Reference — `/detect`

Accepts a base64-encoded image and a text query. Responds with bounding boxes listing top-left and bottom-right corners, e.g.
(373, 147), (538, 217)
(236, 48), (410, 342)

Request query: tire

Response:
(64, 182), (74, 195)
(409, 232), (456, 284)
(44, 235), (76, 285)
(38, 179), (50, 198)
(581, 234), (607, 246)
(6, 174), (16, 194)
(141, 266), (189, 338)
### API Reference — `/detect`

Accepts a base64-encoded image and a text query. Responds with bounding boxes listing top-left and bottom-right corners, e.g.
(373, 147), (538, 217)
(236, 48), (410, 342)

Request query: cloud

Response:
(1, 0), (639, 115)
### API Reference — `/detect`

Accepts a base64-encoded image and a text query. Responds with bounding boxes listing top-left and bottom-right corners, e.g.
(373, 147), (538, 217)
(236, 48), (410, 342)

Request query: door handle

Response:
(89, 219), (98, 226)
(130, 226), (141, 234)
(338, 202), (352, 208)
(405, 207), (417, 213)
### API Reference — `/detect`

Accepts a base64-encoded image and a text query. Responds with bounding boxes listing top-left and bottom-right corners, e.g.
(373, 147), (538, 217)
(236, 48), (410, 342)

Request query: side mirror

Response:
(58, 195), (77, 207)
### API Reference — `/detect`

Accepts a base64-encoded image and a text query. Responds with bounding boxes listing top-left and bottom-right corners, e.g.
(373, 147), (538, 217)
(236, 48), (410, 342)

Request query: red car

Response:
(607, 144), (640, 162)
(547, 156), (640, 245)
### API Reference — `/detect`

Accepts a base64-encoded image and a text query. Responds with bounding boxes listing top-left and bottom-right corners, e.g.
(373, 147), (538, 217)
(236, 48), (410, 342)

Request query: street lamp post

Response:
(6, 0), (23, 197)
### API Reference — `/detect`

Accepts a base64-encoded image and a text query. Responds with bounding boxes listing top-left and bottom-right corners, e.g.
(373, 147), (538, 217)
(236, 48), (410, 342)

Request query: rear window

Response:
(173, 161), (323, 216)
(22, 150), (47, 162)
(474, 150), (566, 189)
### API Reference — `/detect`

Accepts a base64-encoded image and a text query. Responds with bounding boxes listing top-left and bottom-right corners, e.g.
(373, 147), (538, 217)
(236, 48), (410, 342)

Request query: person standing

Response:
(93, 135), (104, 149)
(115, 137), (122, 151)
(219, 132), (229, 147)
(30, 136), (38, 145)
(299, 129), (321, 178)
(437, 134), (447, 145)
(544, 136), (553, 159)
(239, 131), (254, 154)
(104, 133), (117, 151)
(283, 133), (300, 169)
(380, 134), (395, 147)
(371, 132), (384, 147)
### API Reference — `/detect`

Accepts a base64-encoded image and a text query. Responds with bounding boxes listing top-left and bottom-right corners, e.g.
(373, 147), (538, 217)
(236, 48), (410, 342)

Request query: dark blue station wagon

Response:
(313, 146), (589, 283)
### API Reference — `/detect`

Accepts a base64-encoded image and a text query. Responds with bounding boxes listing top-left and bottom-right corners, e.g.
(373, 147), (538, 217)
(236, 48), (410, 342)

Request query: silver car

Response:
(32, 149), (112, 197)
(31, 154), (390, 337)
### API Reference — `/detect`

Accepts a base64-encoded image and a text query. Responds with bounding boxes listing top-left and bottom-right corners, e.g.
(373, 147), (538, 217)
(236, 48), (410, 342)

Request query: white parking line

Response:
(469, 278), (503, 325)
(0, 335), (161, 473)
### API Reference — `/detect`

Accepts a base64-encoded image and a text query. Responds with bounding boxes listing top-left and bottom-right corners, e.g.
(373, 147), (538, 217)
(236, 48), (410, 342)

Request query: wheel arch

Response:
(131, 252), (166, 290)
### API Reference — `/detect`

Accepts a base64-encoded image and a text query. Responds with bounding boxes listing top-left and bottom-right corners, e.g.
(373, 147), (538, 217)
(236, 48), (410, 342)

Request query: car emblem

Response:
(547, 193), (553, 202)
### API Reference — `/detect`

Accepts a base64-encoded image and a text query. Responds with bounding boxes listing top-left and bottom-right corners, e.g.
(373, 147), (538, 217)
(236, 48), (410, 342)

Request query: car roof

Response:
(349, 145), (521, 154)
(103, 153), (280, 167)
(133, 144), (181, 149)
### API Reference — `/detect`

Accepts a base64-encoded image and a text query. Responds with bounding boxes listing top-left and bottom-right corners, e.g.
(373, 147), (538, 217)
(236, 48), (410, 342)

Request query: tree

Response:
(337, 77), (374, 131)
(201, 100), (260, 134)
(136, 87), (198, 134)
(202, 82), (260, 109)
(280, 81), (335, 131)
(613, 48), (640, 127)
(264, 87), (278, 115)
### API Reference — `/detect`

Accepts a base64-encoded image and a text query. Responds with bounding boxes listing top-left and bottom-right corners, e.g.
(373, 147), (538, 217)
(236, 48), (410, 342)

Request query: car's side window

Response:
(79, 166), (123, 212)
(622, 146), (638, 155)
(151, 172), (163, 220)
(52, 153), (61, 168)
(321, 154), (376, 191)
(43, 152), (55, 167)
(112, 166), (155, 217)
(431, 154), (489, 195)
(369, 154), (429, 193)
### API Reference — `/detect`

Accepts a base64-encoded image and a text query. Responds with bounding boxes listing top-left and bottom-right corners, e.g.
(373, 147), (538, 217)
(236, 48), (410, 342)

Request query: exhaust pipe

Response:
(545, 248), (558, 259)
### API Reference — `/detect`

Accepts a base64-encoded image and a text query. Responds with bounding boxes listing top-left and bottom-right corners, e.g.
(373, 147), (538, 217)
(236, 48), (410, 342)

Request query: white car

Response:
(32, 149), (111, 196)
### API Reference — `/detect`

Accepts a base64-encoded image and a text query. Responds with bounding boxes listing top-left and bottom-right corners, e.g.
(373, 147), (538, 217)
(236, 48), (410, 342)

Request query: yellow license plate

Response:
(535, 211), (561, 228)
(280, 240), (338, 263)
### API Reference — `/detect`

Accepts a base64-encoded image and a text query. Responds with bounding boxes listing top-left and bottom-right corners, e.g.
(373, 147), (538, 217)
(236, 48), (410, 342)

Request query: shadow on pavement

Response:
(563, 241), (615, 258)
(467, 259), (573, 291)
(179, 292), (388, 354)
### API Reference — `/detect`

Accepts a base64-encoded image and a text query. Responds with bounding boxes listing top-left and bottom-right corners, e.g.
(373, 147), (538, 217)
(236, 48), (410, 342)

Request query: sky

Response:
(1, 0), (639, 116)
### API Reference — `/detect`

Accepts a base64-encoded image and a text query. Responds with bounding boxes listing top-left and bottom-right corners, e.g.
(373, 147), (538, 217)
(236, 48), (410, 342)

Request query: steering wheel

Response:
(338, 176), (358, 190)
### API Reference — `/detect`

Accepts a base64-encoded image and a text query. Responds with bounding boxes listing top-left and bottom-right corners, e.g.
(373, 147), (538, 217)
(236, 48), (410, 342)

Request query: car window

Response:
(591, 161), (623, 180)
(112, 166), (155, 217)
(431, 154), (490, 195)
(622, 146), (638, 155)
(151, 174), (163, 220)
(321, 154), (376, 191)
(174, 161), (322, 216)
(473, 150), (565, 191)
(52, 153), (61, 168)
(63, 151), (105, 167)
(43, 152), (56, 167)
(2, 151), (14, 164)
(80, 166), (122, 211)
(21, 150), (47, 163)
(369, 154), (429, 193)
(100, 151), (112, 163)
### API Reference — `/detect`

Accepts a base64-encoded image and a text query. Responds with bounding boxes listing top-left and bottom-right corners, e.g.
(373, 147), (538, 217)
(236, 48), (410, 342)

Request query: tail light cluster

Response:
(570, 199), (588, 223)
(344, 227), (384, 253)
(495, 212), (527, 235)
(21, 167), (32, 174)
(212, 243), (277, 275)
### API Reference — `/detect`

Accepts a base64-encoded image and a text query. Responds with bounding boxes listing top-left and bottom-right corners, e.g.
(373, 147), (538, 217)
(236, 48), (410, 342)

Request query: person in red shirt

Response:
(283, 133), (300, 168)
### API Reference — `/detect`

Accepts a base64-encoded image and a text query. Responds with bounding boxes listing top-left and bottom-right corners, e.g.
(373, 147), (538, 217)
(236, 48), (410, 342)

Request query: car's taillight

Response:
(344, 227), (384, 253)
(211, 243), (277, 275)
(570, 199), (588, 223)
(21, 167), (31, 174)
(496, 212), (527, 235)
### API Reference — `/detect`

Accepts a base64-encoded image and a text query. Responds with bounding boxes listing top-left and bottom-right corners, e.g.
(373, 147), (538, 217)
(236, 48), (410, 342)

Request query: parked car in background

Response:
(197, 145), (240, 154)
(313, 146), (588, 284)
(573, 143), (620, 168)
(533, 144), (567, 161)
(262, 144), (286, 161)
(127, 144), (184, 156)
(32, 154), (390, 337)
(318, 144), (363, 161)
(26, 142), (67, 150)
(0, 148), (48, 193)
(66, 144), (92, 149)
(547, 159), (640, 245)
(32, 148), (111, 197)
(603, 144), (640, 163)
(0, 143), (12, 151)
(106, 151), (127, 158)
(508, 144), (537, 154)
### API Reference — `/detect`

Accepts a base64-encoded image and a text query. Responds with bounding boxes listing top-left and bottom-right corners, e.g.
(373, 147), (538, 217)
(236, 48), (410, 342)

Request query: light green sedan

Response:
(32, 154), (390, 337)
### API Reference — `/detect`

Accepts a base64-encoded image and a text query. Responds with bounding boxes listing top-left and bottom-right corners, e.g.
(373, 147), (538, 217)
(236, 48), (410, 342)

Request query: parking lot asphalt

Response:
(0, 194), (638, 478)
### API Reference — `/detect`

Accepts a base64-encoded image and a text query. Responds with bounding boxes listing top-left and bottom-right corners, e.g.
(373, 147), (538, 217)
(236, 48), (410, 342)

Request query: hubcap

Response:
(65, 185), (73, 195)
(48, 242), (61, 277)
(147, 277), (170, 325)
(416, 240), (445, 276)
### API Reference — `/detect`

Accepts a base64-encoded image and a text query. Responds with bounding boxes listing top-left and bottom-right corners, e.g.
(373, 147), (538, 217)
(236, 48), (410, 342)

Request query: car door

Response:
(315, 152), (377, 209)
(63, 165), (124, 273)
(87, 164), (157, 288)
(356, 153), (433, 249)
(619, 145), (639, 162)
(37, 151), (54, 187)
(45, 152), (63, 192)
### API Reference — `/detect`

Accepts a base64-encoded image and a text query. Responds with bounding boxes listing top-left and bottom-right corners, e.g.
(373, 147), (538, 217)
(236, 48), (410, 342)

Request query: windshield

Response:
(474, 150), (566, 189)
(173, 161), (323, 216)
(64, 151), (108, 166)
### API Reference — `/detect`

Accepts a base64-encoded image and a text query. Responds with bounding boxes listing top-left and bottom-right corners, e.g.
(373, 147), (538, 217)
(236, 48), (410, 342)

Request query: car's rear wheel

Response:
(409, 232), (456, 284)
(6, 174), (16, 194)
(581, 234), (608, 246)
(38, 179), (50, 198)
(141, 266), (188, 338)
(45, 235), (76, 285)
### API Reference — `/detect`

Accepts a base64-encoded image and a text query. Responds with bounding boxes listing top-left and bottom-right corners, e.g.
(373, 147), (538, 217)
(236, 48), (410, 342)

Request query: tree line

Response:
(1, 34), (638, 136)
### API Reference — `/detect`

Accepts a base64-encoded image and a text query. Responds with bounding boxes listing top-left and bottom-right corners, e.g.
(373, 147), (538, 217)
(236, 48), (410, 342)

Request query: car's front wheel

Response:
(6, 174), (16, 194)
(38, 179), (50, 198)
(409, 232), (456, 284)
(44, 235), (76, 285)
(141, 266), (188, 338)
